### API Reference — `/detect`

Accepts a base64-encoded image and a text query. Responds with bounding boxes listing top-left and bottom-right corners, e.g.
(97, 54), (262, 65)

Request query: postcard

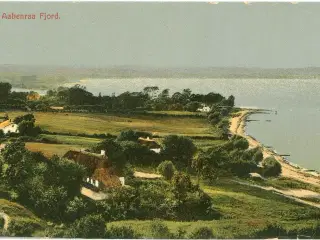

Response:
(0, 2), (319, 239)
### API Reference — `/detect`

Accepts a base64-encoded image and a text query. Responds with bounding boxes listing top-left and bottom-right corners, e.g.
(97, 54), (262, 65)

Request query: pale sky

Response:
(1, 2), (320, 68)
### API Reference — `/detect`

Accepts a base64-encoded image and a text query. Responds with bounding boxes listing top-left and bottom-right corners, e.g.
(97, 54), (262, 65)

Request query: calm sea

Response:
(66, 78), (320, 171)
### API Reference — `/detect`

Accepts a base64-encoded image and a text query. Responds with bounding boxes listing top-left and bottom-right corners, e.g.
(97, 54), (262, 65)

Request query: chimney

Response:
(101, 150), (106, 156)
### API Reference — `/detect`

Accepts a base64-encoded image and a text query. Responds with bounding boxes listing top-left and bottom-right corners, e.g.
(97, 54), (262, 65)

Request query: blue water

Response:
(65, 78), (320, 171)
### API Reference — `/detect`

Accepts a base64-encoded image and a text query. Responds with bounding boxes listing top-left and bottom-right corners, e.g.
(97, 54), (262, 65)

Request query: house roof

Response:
(92, 168), (121, 188)
(0, 144), (6, 151)
(138, 137), (156, 142)
(138, 137), (161, 148)
(63, 150), (109, 174)
(50, 106), (64, 110)
(0, 120), (11, 129)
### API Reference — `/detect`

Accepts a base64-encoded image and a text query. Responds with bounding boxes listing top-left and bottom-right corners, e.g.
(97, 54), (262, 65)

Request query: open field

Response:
(2, 111), (214, 137)
(193, 139), (226, 149)
(109, 179), (320, 238)
(25, 142), (82, 158)
(39, 134), (101, 146)
(147, 111), (207, 116)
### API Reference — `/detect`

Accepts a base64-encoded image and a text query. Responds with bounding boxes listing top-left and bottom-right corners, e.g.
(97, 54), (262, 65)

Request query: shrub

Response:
(188, 226), (215, 239)
(7, 219), (42, 237)
(162, 135), (197, 166)
(157, 160), (176, 180)
(66, 214), (106, 238)
(149, 220), (172, 239)
(107, 225), (138, 239)
(0, 217), (4, 229)
(262, 157), (282, 177)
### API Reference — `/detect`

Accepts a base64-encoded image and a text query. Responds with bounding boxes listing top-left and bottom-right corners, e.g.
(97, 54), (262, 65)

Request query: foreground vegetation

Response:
(0, 82), (319, 238)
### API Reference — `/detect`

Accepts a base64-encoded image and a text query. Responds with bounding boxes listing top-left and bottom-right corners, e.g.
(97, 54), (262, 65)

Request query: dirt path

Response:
(80, 187), (109, 201)
(134, 171), (162, 179)
(0, 212), (10, 231)
(233, 180), (320, 209)
(230, 110), (320, 187)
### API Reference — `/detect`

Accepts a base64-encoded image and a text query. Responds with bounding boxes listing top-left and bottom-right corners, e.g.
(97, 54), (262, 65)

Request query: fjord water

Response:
(73, 78), (320, 171)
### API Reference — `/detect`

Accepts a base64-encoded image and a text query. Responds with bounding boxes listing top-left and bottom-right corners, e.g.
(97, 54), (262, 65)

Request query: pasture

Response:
(109, 179), (320, 238)
(25, 142), (82, 158)
(2, 111), (215, 137)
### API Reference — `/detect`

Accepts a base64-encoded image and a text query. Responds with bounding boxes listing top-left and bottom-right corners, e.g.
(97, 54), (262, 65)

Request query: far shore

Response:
(230, 109), (320, 187)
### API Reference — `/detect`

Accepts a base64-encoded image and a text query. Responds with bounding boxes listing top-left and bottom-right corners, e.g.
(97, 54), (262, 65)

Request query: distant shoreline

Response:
(230, 109), (320, 186)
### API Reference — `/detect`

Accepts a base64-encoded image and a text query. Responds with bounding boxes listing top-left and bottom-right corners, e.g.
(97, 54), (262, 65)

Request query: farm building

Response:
(0, 144), (6, 152)
(138, 137), (161, 153)
(0, 120), (19, 135)
(63, 150), (123, 191)
(50, 106), (64, 111)
(197, 104), (211, 113)
(27, 92), (41, 101)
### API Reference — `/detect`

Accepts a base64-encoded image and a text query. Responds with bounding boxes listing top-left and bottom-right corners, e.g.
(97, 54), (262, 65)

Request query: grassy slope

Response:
(0, 199), (45, 235)
(3, 111), (214, 137)
(109, 179), (320, 238)
(39, 134), (101, 146)
(25, 142), (82, 158)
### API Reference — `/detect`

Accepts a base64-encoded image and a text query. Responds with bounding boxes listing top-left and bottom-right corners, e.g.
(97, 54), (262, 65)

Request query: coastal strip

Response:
(230, 109), (320, 187)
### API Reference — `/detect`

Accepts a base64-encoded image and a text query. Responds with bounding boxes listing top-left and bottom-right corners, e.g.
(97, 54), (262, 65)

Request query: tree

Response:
(232, 136), (249, 150)
(171, 172), (193, 203)
(0, 82), (12, 103)
(92, 139), (126, 172)
(143, 86), (159, 99)
(67, 214), (106, 238)
(0, 130), (4, 138)
(162, 135), (197, 166)
(262, 157), (282, 177)
(18, 121), (40, 136)
(65, 197), (88, 222)
(184, 101), (201, 112)
(157, 160), (176, 180)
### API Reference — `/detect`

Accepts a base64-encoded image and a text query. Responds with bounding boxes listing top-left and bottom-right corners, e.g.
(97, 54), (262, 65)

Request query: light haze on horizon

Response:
(1, 2), (320, 68)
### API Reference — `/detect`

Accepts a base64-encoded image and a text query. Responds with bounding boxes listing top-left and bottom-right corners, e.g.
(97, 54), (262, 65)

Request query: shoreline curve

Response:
(229, 109), (320, 187)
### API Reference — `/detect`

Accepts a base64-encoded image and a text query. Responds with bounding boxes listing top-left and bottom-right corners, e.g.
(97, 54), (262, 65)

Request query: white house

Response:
(0, 120), (19, 135)
(197, 104), (211, 113)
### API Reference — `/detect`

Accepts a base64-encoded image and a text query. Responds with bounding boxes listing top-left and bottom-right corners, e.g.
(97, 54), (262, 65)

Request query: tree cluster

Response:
(0, 141), (86, 221)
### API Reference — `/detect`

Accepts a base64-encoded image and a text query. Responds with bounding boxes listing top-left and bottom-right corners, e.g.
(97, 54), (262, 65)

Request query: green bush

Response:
(107, 225), (138, 239)
(0, 217), (4, 229)
(157, 160), (176, 180)
(149, 220), (172, 239)
(188, 226), (215, 239)
(262, 157), (282, 177)
(66, 214), (106, 238)
(7, 219), (41, 237)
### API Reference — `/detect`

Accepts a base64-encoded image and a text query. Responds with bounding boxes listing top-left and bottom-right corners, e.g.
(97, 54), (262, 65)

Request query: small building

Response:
(138, 137), (161, 149)
(27, 92), (41, 101)
(63, 150), (123, 191)
(197, 104), (211, 113)
(0, 144), (6, 152)
(50, 106), (64, 111)
(0, 120), (19, 135)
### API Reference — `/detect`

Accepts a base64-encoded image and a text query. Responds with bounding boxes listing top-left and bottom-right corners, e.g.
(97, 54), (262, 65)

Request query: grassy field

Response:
(3, 111), (214, 137)
(0, 199), (45, 236)
(252, 177), (320, 193)
(25, 142), (82, 158)
(109, 179), (320, 238)
(193, 139), (226, 150)
(39, 134), (101, 146)
(147, 111), (207, 116)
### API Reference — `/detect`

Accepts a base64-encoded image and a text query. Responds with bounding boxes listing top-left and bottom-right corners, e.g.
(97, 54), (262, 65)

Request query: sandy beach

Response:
(230, 110), (320, 188)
